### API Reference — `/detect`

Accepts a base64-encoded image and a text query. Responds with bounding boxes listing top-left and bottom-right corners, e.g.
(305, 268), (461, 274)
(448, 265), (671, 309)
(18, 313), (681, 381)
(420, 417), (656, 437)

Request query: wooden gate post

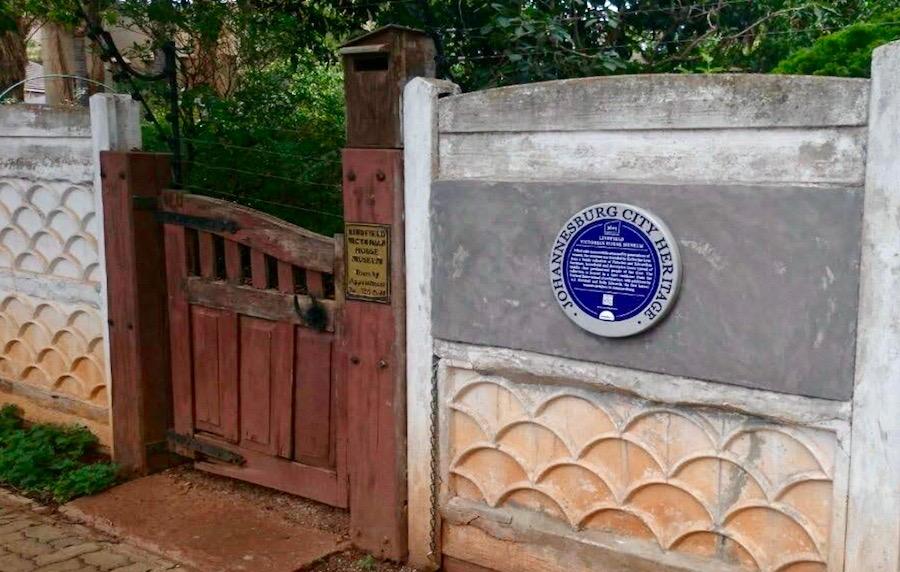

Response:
(101, 151), (173, 476)
(340, 26), (436, 561)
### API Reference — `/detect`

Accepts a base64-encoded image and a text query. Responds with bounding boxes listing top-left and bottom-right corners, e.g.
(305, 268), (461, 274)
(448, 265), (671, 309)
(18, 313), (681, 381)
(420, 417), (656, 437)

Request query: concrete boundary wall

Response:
(406, 57), (900, 572)
(0, 97), (140, 446)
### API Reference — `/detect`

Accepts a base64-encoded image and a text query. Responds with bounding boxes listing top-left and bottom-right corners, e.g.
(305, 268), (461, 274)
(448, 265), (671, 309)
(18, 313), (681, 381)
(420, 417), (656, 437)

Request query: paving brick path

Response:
(0, 492), (184, 572)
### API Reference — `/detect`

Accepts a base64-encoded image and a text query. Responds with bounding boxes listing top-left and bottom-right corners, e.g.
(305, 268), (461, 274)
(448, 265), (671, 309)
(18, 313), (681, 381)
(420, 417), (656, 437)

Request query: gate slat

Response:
(224, 239), (242, 284)
(307, 271), (324, 298)
(251, 249), (267, 289)
(198, 231), (216, 278)
(277, 261), (295, 294)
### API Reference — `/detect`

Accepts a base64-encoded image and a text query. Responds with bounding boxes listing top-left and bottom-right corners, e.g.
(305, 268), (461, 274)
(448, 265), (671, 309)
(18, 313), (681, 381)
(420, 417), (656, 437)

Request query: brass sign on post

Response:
(345, 222), (391, 303)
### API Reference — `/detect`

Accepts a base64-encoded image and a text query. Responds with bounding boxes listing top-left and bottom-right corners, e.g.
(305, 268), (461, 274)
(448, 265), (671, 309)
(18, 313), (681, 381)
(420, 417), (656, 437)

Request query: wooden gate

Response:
(160, 190), (347, 508)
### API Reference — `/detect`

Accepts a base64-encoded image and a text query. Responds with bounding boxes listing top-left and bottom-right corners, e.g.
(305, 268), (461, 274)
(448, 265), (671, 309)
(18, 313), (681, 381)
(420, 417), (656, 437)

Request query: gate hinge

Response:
(155, 211), (240, 234)
(166, 430), (245, 465)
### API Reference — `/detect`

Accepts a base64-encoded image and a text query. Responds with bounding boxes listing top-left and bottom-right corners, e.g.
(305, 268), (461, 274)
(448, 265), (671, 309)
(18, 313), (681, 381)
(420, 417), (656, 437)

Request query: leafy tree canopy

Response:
(774, 7), (900, 76)
(6, 0), (899, 233)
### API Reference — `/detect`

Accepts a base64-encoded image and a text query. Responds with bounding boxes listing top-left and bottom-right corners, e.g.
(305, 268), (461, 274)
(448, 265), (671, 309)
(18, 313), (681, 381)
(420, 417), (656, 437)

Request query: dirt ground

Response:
(164, 465), (416, 572)
(301, 550), (418, 572)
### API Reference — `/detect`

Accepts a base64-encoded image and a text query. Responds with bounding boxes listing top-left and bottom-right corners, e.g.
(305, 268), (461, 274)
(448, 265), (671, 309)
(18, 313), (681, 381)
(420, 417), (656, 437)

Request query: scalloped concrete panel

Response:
(445, 366), (838, 572)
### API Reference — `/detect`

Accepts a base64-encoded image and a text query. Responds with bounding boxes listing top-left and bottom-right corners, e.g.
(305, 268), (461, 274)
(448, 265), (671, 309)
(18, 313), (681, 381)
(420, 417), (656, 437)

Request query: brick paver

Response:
(0, 493), (183, 572)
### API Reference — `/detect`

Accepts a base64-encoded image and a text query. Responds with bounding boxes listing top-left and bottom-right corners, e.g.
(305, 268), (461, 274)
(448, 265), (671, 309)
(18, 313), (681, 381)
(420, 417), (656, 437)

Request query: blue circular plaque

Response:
(549, 203), (682, 337)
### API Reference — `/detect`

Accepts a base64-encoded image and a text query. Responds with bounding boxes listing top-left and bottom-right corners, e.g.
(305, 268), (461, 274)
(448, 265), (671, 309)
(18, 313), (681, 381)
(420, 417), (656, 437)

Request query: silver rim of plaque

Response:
(549, 202), (683, 338)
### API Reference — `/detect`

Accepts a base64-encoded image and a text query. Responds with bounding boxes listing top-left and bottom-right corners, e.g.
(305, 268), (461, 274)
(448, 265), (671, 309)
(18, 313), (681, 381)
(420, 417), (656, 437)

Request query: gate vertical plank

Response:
(306, 271), (324, 298)
(277, 261), (295, 294)
(343, 148), (407, 560)
(294, 330), (333, 467)
(272, 322), (295, 459)
(239, 317), (274, 452)
(191, 306), (222, 432)
(188, 305), (238, 442)
(198, 232), (216, 279)
(251, 249), (268, 289)
(164, 217), (194, 438)
(219, 310), (240, 442)
(224, 240), (242, 283)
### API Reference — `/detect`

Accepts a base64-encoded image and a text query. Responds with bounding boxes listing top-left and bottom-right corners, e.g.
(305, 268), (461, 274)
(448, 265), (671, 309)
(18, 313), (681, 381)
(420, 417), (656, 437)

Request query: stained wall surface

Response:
(420, 74), (869, 572)
(431, 180), (862, 401)
(0, 105), (110, 443)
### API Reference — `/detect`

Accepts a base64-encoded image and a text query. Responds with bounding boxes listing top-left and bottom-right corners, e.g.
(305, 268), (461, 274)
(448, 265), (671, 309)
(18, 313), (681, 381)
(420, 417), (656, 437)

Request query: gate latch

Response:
(166, 430), (245, 465)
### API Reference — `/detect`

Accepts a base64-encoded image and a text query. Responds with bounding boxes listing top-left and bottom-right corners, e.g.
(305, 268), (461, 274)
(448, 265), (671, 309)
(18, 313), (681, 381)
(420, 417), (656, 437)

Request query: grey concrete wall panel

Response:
(0, 105), (92, 182)
(430, 180), (863, 400)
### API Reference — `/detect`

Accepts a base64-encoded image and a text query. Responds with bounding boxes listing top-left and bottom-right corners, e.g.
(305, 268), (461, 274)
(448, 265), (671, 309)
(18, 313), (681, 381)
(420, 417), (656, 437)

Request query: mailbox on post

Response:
(340, 25), (436, 149)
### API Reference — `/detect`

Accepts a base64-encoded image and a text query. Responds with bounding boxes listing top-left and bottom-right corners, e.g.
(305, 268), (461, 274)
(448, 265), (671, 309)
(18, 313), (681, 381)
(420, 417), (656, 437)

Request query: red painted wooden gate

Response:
(161, 190), (347, 507)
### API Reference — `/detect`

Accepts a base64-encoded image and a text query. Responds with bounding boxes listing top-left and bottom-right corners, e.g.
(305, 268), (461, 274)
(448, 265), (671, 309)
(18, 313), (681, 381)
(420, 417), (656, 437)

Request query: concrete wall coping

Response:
(439, 73), (870, 133)
(0, 104), (91, 138)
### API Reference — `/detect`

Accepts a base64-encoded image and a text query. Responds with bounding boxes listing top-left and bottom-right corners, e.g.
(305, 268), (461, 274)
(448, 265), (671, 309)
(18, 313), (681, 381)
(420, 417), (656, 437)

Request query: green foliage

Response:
(378, 0), (888, 89)
(0, 405), (118, 503)
(87, 0), (900, 233)
(140, 58), (345, 236)
(774, 8), (900, 76)
(355, 554), (377, 571)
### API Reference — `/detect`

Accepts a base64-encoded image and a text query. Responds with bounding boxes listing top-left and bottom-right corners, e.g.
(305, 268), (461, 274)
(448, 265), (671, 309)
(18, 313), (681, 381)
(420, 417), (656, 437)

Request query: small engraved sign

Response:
(549, 203), (682, 337)
(345, 223), (391, 303)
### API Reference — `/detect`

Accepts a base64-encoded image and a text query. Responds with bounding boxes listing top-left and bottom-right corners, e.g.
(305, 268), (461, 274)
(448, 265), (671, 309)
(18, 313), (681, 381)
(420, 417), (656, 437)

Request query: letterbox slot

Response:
(354, 54), (390, 72)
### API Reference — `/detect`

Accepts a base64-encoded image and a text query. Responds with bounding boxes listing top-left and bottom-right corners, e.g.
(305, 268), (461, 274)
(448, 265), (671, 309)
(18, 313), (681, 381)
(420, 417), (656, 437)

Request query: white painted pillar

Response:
(89, 94), (142, 451)
(403, 77), (459, 571)
(845, 40), (900, 572)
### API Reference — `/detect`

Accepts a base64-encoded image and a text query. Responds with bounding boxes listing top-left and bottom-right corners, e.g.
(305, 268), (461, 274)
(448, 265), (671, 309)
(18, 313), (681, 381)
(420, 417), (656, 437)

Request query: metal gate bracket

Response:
(166, 430), (245, 465)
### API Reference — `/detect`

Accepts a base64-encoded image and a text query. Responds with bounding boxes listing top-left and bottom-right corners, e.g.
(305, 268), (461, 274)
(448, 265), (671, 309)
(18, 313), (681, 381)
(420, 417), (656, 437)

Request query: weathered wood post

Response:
(100, 151), (173, 476)
(340, 25), (435, 560)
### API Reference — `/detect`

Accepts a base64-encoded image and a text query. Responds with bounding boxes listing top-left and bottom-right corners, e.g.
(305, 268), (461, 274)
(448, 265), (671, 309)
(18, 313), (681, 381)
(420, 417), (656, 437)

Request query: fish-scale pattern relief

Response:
(447, 372), (836, 572)
(0, 293), (107, 406)
(0, 179), (100, 283)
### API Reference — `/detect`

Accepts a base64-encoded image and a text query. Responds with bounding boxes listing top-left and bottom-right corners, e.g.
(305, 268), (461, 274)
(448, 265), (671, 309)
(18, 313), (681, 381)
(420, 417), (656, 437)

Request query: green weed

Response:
(0, 404), (118, 503)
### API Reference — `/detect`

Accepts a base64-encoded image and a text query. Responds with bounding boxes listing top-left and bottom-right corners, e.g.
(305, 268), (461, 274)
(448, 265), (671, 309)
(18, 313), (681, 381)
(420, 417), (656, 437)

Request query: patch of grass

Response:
(355, 555), (377, 571)
(0, 405), (118, 503)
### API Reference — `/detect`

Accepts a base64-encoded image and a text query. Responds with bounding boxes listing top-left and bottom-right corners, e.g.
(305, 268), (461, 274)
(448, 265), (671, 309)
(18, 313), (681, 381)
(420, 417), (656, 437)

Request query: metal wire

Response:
(0, 75), (119, 102)
(181, 137), (343, 164)
(181, 184), (343, 219)
(183, 160), (343, 189)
